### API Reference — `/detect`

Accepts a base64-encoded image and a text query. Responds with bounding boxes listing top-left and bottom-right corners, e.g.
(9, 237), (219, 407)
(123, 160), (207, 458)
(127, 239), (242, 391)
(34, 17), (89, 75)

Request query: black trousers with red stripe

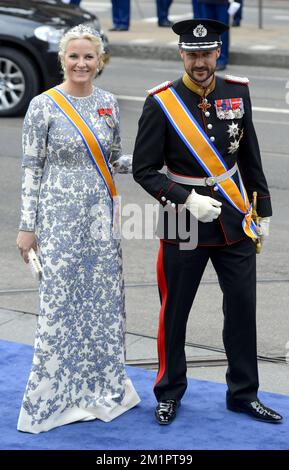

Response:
(154, 238), (259, 403)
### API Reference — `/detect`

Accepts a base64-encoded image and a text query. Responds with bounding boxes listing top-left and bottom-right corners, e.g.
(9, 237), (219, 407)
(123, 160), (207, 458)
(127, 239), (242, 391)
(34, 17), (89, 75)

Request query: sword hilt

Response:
(252, 191), (262, 254)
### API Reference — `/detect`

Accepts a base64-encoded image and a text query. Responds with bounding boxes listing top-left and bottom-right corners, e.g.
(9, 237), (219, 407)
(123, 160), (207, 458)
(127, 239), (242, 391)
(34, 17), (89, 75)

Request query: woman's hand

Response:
(111, 154), (133, 174)
(16, 231), (37, 264)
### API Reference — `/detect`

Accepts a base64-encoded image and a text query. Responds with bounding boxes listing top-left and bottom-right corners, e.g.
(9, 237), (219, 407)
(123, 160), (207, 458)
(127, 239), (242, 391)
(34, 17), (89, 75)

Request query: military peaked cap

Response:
(172, 19), (229, 52)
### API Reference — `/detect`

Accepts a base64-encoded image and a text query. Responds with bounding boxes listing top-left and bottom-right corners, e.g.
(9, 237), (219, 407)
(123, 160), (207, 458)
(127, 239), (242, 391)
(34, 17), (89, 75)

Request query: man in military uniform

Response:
(133, 19), (283, 425)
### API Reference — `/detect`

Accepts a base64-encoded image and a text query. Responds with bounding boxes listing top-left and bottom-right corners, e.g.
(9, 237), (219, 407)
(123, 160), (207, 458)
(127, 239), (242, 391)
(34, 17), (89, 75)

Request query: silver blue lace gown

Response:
(17, 86), (140, 434)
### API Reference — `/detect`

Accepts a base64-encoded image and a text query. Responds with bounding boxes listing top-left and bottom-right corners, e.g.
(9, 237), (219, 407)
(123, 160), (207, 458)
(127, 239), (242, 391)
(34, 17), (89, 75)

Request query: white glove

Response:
(228, 1), (241, 16)
(111, 154), (132, 174)
(185, 189), (222, 223)
(258, 217), (270, 237)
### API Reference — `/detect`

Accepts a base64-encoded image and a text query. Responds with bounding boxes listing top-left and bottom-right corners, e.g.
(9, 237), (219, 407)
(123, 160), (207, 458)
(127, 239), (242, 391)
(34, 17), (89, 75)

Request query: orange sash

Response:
(154, 87), (258, 239)
(44, 88), (117, 200)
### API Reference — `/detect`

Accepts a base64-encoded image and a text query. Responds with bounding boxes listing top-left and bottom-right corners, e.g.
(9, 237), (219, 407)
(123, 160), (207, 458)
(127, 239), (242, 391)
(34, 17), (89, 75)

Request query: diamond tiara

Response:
(68, 24), (102, 38)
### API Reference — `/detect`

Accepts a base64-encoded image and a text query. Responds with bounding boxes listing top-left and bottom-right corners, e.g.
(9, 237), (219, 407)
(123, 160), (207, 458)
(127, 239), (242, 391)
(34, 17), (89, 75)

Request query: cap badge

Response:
(193, 24), (207, 38)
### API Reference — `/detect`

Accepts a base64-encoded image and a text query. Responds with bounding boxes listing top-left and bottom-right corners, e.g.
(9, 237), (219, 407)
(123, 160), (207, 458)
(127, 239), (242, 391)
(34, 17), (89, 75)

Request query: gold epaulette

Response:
(147, 81), (173, 96)
(225, 74), (249, 85)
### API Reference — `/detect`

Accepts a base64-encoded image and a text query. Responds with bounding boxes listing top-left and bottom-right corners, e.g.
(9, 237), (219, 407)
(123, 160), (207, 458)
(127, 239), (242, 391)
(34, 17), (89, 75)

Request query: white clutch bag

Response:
(28, 248), (42, 281)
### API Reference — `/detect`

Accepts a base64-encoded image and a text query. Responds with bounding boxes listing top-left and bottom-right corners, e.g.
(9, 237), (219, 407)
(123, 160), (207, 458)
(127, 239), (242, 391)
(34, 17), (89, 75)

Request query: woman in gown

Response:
(16, 25), (140, 434)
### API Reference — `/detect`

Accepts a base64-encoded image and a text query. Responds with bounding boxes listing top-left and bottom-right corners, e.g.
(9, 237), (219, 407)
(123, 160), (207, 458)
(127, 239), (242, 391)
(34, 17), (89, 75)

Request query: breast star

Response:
(227, 122), (240, 138)
(228, 140), (240, 154)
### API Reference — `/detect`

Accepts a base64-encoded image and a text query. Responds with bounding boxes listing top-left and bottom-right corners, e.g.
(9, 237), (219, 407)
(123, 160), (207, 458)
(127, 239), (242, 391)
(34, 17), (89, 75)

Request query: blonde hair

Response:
(58, 25), (104, 78)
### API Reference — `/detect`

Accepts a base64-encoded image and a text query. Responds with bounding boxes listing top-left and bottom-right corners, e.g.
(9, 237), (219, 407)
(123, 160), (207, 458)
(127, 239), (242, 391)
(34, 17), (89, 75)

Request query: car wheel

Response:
(0, 47), (40, 117)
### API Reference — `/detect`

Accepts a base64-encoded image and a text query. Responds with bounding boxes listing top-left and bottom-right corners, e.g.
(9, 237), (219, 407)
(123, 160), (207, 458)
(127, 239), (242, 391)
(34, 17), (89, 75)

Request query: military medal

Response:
(104, 115), (115, 128)
(98, 108), (115, 128)
(215, 98), (244, 120)
(198, 97), (211, 113)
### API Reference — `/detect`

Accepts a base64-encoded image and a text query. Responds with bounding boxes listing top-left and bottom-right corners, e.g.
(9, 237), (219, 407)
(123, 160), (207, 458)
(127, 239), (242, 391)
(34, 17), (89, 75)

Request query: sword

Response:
(252, 191), (262, 254)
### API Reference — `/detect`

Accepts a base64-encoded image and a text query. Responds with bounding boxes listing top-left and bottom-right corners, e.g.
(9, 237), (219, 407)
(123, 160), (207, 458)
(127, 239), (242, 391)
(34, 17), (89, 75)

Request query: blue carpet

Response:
(1, 339), (288, 450)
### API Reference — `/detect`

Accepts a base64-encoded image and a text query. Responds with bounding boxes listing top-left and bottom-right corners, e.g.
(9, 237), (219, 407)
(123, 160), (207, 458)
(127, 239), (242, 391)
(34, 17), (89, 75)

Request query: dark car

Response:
(0, 0), (110, 116)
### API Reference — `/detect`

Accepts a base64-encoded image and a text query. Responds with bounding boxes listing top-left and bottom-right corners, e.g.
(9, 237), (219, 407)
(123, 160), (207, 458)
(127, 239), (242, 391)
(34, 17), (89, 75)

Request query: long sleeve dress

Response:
(17, 86), (140, 434)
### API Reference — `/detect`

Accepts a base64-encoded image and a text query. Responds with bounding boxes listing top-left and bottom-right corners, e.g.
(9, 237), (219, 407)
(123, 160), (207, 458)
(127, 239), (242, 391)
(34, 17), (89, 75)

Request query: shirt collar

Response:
(182, 72), (216, 97)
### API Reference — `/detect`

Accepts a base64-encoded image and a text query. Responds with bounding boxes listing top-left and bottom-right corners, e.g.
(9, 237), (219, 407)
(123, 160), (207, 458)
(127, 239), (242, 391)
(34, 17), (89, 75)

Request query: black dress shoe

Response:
(108, 26), (129, 31)
(158, 19), (173, 27)
(227, 397), (283, 423)
(155, 399), (179, 425)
